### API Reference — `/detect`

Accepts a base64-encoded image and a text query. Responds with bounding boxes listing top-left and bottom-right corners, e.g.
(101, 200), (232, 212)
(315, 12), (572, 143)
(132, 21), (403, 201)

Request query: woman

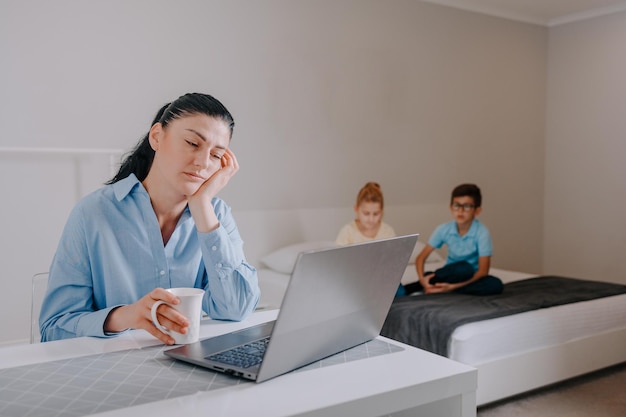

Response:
(40, 93), (260, 344)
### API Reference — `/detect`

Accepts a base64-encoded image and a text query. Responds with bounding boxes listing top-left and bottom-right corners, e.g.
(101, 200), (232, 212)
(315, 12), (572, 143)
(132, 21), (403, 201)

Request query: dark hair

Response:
(356, 182), (384, 209)
(107, 93), (235, 184)
(451, 183), (482, 207)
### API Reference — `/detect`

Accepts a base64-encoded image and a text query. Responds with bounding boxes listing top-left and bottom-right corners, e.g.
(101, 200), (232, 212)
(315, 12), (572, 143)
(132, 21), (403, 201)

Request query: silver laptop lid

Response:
(256, 233), (418, 382)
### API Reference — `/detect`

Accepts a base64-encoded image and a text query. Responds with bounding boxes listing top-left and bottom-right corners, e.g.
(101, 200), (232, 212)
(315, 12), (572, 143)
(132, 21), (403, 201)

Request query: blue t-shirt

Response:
(428, 219), (493, 272)
(40, 174), (260, 342)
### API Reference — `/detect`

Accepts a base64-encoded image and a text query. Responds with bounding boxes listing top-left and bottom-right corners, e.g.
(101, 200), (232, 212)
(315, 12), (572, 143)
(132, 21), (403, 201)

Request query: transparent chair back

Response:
(31, 272), (49, 344)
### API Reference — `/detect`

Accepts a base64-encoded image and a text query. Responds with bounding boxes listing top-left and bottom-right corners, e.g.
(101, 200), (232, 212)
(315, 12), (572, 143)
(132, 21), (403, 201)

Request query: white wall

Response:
(0, 0), (547, 344)
(544, 11), (626, 283)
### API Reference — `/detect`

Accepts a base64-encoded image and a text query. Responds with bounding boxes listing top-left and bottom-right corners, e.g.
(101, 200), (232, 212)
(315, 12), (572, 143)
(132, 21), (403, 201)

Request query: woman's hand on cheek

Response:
(187, 148), (239, 232)
(189, 148), (239, 204)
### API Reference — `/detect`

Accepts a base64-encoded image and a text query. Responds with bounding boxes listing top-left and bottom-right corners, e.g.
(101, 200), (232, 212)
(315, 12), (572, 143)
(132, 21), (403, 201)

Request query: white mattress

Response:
(405, 265), (626, 365)
(449, 292), (626, 365)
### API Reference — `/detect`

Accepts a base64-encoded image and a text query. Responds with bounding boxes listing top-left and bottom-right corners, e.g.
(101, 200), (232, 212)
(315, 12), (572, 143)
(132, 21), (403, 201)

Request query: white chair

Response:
(30, 272), (49, 344)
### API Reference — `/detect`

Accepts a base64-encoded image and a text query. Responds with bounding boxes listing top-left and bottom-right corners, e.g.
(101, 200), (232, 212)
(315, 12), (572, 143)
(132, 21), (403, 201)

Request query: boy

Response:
(408, 183), (503, 295)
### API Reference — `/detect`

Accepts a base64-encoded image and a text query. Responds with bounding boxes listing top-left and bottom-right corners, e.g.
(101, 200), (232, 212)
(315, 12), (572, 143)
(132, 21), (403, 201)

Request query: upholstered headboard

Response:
(233, 203), (450, 269)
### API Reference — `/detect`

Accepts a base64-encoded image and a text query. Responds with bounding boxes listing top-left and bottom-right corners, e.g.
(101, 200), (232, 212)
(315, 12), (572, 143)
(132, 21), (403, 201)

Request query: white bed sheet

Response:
(257, 268), (290, 310)
(400, 262), (536, 286)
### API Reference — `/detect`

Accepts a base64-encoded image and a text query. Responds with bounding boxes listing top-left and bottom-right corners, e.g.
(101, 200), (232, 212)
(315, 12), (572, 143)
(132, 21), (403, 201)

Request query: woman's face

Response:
(148, 113), (231, 198)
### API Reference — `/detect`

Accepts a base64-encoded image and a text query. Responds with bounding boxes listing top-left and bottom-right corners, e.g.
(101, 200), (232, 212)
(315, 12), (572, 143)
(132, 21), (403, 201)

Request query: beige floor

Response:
(478, 362), (626, 417)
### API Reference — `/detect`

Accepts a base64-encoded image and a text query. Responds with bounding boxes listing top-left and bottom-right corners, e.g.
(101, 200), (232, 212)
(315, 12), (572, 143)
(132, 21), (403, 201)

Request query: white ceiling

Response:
(422, 0), (626, 26)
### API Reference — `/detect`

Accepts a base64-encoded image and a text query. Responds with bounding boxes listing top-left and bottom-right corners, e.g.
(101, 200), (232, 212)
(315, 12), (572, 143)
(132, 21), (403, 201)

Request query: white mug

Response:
(151, 287), (205, 344)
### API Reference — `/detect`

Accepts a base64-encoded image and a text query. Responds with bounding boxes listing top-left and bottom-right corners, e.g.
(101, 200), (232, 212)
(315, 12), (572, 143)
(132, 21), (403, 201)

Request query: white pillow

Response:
(409, 240), (443, 264)
(260, 241), (338, 274)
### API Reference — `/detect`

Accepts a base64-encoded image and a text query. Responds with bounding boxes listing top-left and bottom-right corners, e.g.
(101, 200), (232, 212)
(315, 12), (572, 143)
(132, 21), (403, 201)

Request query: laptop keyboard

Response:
(206, 337), (270, 368)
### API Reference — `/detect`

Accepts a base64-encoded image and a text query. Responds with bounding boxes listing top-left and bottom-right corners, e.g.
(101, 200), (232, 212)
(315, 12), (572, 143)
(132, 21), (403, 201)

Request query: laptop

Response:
(165, 233), (419, 382)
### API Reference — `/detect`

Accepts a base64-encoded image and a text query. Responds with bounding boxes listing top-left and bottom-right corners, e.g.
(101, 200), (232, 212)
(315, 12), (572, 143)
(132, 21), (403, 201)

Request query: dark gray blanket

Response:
(380, 276), (626, 357)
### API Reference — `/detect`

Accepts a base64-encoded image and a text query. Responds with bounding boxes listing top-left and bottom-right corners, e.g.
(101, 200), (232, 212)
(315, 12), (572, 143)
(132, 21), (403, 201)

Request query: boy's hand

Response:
(420, 272), (436, 293)
(425, 282), (458, 294)
(426, 282), (454, 294)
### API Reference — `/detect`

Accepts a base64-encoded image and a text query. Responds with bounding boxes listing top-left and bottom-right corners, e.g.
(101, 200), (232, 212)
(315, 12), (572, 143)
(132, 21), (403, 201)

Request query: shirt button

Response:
(160, 270), (165, 276)
(211, 245), (217, 251)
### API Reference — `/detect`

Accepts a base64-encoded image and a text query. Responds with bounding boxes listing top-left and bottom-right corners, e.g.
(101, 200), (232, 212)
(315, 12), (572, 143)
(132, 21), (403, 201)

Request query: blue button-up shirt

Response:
(428, 219), (493, 271)
(40, 174), (259, 342)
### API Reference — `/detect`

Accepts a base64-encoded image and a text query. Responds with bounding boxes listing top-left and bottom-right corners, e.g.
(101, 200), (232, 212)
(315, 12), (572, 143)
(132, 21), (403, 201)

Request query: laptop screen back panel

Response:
(256, 234), (418, 382)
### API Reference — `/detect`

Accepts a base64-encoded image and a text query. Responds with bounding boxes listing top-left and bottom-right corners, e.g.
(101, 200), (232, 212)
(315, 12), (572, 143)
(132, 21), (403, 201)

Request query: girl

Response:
(336, 182), (396, 245)
(40, 93), (260, 344)
(336, 182), (404, 296)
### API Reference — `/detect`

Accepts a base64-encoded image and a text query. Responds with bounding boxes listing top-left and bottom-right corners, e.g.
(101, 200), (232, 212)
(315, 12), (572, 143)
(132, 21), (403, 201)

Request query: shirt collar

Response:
(466, 219), (480, 235)
(112, 174), (144, 201)
(455, 219), (480, 237)
(111, 173), (193, 220)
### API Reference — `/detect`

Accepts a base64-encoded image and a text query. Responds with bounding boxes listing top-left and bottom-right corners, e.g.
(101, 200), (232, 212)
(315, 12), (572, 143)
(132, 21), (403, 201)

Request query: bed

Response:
(232, 206), (626, 406)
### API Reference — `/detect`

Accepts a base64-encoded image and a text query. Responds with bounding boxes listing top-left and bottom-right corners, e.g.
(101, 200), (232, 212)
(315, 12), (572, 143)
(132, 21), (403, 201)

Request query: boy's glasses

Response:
(451, 203), (475, 212)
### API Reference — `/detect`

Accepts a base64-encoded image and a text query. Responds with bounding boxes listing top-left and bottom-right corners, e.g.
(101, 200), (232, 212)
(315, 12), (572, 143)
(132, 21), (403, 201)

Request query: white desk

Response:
(0, 310), (477, 417)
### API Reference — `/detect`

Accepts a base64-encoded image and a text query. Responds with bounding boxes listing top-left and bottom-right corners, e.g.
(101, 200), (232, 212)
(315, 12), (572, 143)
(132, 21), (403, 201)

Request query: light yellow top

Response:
(335, 220), (396, 245)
